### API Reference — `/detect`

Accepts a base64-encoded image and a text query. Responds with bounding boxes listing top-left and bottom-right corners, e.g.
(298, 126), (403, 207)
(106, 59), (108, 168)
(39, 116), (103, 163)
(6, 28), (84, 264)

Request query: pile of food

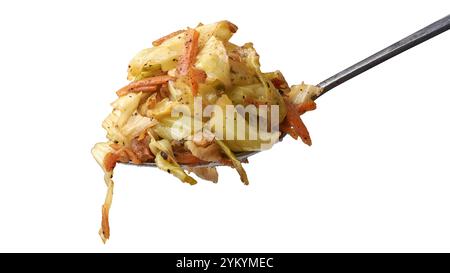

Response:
(92, 20), (322, 242)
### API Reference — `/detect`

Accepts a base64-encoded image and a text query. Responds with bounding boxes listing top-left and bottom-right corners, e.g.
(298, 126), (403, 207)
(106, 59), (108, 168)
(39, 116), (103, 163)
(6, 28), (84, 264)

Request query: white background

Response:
(0, 0), (449, 252)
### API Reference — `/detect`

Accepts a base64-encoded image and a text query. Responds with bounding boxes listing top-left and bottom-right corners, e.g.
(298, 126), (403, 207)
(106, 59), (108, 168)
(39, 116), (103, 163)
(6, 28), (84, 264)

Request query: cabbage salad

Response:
(92, 21), (322, 242)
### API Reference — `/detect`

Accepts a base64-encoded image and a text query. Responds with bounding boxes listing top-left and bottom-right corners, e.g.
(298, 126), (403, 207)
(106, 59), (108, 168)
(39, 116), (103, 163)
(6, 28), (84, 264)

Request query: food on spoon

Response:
(92, 20), (322, 243)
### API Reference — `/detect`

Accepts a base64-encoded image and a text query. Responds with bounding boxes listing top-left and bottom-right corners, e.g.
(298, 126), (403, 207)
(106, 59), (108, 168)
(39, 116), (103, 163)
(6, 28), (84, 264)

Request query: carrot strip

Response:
(123, 148), (141, 164)
(176, 29), (202, 95)
(131, 75), (174, 87)
(285, 100), (312, 146)
(116, 75), (174, 96)
(157, 83), (170, 99)
(104, 152), (119, 172)
(117, 156), (130, 163)
(177, 29), (199, 76)
(189, 68), (206, 96)
(152, 29), (185, 46)
(281, 100), (316, 141)
(174, 152), (205, 165)
(280, 120), (298, 140)
(191, 68), (207, 83)
(101, 204), (110, 241)
(116, 85), (158, 96)
(271, 78), (288, 89)
(297, 100), (317, 114)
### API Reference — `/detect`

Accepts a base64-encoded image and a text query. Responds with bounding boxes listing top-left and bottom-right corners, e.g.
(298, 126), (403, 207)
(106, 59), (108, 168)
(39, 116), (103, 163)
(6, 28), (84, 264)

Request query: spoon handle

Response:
(315, 14), (450, 99)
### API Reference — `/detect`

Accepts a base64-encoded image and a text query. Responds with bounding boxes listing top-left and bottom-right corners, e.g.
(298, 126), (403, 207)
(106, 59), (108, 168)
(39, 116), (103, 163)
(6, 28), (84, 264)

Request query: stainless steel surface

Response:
(124, 15), (450, 168)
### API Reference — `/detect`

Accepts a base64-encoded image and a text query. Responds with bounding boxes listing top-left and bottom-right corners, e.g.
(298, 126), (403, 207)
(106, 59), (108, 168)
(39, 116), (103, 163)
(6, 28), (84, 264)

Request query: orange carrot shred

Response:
(174, 152), (205, 165)
(189, 68), (207, 96)
(158, 83), (171, 99)
(104, 152), (119, 172)
(271, 78), (288, 89)
(116, 85), (158, 97)
(116, 75), (174, 96)
(152, 29), (185, 46)
(190, 68), (207, 84)
(101, 205), (110, 241)
(285, 100), (312, 146)
(297, 100), (317, 114)
(123, 148), (141, 164)
(176, 28), (203, 95)
(177, 29), (199, 76)
(280, 120), (298, 140)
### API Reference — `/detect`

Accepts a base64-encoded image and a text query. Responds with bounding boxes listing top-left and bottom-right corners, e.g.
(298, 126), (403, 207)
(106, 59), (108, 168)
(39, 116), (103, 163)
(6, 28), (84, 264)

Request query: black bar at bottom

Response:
(0, 253), (448, 272)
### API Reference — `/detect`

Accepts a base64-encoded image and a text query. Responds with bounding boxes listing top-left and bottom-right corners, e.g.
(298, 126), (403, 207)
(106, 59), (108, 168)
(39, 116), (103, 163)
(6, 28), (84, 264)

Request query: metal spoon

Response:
(124, 14), (450, 168)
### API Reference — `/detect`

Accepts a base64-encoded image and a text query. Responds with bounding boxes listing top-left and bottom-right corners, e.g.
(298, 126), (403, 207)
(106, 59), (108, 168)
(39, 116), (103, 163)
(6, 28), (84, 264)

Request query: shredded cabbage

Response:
(215, 139), (249, 185)
(195, 36), (231, 87)
(155, 153), (197, 185)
